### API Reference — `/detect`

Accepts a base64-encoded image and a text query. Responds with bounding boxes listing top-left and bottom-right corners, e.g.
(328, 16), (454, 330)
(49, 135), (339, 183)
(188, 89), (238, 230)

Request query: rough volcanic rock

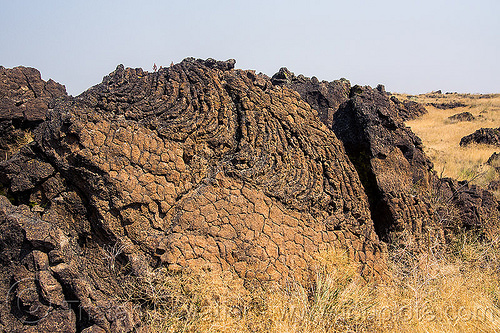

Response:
(0, 58), (389, 331)
(460, 128), (500, 147)
(284, 80), (498, 239)
(270, 71), (444, 242)
(271, 68), (427, 125)
(0, 196), (141, 332)
(0, 66), (67, 161)
(448, 111), (475, 122)
(487, 152), (500, 164)
(271, 67), (351, 127)
(488, 181), (500, 192)
(70, 58), (386, 279)
(264, 69), (499, 243)
(287, 81), (498, 240)
(487, 152), (500, 169)
(389, 96), (428, 121)
(430, 101), (467, 109)
(433, 178), (500, 229)
(3, 58), (497, 331)
(327, 85), (436, 241)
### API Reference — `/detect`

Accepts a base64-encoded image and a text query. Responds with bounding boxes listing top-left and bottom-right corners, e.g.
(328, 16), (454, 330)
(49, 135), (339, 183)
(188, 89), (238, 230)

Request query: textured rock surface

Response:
(448, 111), (475, 122)
(389, 96), (428, 121)
(278, 73), (499, 240)
(271, 67), (351, 126)
(273, 71), (435, 241)
(273, 69), (499, 240)
(433, 178), (500, 230)
(1, 58), (497, 332)
(0, 59), (388, 331)
(430, 101), (467, 109)
(270, 67), (427, 125)
(0, 66), (67, 161)
(68, 58), (385, 279)
(460, 127), (500, 147)
(0, 196), (141, 332)
(328, 86), (436, 241)
(487, 152), (500, 171)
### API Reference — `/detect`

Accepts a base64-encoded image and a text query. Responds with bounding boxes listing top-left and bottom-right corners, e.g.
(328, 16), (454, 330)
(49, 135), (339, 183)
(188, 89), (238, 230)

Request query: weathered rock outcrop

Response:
(389, 96), (428, 121)
(1, 58), (498, 332)
(460, 127), (500, 147)
(73, 59), (385, 277)
(430, 101), (467, 109)
(274, 70), (498, 241)
(272, 70), (435, 241)
(328, 86), (436, 241)
(271, 67), (351, 126)
(448, 111), (475, 123)
(434, 178), (499, 229)
(0, 59), (388, 331)
(270, 67), (428, 125)
(0, 66), (67, 161)
(0, 196), (141, 333)
(487, 152), (500, 171)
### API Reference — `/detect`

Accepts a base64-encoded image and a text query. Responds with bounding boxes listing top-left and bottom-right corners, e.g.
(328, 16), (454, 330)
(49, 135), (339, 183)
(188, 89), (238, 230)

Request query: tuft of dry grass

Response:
(265, 250), (379, 333)
(120, 266), (268, 333)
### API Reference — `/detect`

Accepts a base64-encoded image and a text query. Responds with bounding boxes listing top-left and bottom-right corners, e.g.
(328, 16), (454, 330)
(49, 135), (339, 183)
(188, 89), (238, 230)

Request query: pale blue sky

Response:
(1, 0), (498, 96)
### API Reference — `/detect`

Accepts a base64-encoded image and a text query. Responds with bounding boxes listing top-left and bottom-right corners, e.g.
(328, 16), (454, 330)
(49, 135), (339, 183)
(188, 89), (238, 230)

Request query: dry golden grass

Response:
(377, 229), (500, 333)
(402, 93), (500, 192)
(121, 237), (500, 332)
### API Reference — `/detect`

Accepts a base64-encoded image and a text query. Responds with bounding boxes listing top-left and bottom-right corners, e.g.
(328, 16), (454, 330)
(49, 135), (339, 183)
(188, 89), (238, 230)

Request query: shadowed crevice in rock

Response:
(342, 144), (393, 241)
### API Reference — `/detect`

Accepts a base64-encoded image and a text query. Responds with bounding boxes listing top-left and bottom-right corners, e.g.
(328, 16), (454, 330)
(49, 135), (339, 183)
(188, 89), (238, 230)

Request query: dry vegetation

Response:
(119, 230), (500, 332)
(116, 92), (500, 332)
(402, 93), (500, 196)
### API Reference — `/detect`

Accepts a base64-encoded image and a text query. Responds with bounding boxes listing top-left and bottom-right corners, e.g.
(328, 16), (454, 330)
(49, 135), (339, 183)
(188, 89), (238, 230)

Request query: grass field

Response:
(402, 93), (500, 195)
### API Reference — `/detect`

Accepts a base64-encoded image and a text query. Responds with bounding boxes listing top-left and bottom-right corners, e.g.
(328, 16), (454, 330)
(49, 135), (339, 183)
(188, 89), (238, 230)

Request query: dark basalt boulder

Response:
(272, 69), (436, 241)
(328, 85), (436, 242)
(448, 111), (476, 122)
(0, 66), (67, 161)
(460, 128), (500, 147)
(433, 178), (500, 230)
(271, 67), (351, 127)
(278, 73), (498, 241)
(1, 58), (498, 332)
(487, 152), (500, 179)
(430, 101), (467, 109)
(389, 96), (428, 121)
(0, 196), (141, 333)
(488, 180), (500, 192)
(487, 152), (500, 169)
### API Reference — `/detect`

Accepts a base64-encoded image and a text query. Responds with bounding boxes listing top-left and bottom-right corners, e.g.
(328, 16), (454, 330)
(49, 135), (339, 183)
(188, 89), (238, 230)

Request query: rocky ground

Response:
(0, 59), (498, 332)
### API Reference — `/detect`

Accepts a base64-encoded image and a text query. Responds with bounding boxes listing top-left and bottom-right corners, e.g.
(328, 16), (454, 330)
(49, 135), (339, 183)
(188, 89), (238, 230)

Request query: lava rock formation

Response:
(0, 59), (498, 332)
